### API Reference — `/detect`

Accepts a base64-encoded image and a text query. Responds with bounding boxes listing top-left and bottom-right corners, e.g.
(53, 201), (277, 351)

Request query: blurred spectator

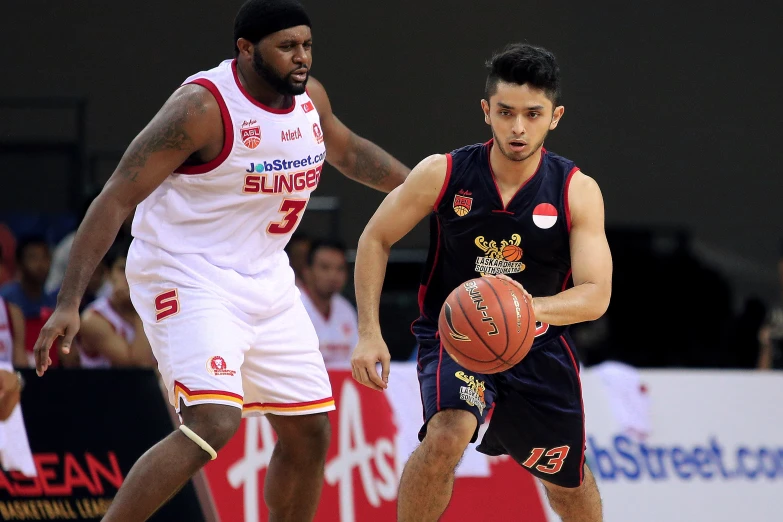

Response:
(758, 245), (783, 370)
(285, 232), (311, 289)
(46, 192), (134, 298)
(0, 246), (26, 368)
(301, 239), (358, 369)
(64, 239), (154, 369)
(0, 236), (59, 367)
(0, 224), (16, 287)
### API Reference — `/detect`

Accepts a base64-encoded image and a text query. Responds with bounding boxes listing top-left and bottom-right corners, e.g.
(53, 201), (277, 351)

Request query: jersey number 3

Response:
(267, 198), (307, 234)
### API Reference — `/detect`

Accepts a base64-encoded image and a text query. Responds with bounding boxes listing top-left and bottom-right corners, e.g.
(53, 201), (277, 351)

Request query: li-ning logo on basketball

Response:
(207, 356), (236, 377)
(241, 119), (261, 149)
(464, 280), (499, 336)
(455, 371), (486, 415)
(443, 302), (471, 342)
(312, 123), (324, 144)
(474, 234), (526, 275)
(453, 189), (473, 217)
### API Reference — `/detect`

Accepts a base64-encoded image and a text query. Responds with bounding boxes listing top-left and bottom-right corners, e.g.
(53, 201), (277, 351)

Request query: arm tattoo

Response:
(349, 133), (394, 187)
(117, 94), (206, 182)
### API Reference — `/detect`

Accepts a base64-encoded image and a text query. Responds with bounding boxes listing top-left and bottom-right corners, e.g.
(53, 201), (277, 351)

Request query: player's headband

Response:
(234, 0), (311, 46)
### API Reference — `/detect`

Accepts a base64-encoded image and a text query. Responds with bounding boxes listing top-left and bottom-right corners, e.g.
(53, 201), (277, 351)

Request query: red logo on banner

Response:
(203, 371), (548, 521)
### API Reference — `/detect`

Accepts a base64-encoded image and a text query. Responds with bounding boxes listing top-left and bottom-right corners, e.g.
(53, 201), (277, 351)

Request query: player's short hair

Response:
(485, 43), (561, 105)
(15, 236), (48, 263)
(233, 0), (311, 56)
(103, 237), (131, 269)
(306, 238), (346, 266)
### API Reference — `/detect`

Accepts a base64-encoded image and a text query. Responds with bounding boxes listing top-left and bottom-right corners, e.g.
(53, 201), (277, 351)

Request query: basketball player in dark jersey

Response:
(352, 44), (611, 521)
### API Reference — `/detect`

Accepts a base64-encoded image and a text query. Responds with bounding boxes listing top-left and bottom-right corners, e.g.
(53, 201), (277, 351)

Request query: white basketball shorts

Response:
(127, 243), (334, 417)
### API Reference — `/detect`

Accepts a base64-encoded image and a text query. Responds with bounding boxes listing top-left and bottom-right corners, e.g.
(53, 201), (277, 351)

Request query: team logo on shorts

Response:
(453, 190), (473, 217)
(474, 233), (526, 276)
(455, 371), (486, 415)
(241, 119), (261, 149)
(312, 123), (324, 144)
(206, 356), (236, 377)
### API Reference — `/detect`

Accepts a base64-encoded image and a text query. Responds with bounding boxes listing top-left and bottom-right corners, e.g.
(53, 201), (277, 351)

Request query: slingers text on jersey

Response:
(131, 59), (327, 275)
(414, 142), (579, 347)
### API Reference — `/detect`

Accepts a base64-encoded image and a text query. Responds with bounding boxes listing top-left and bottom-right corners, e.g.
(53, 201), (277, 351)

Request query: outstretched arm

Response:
(307, 77), (410, 192)
(34, 84), (222, 375)
(504, 172), (612, 325)
(351, 154), (447, 390)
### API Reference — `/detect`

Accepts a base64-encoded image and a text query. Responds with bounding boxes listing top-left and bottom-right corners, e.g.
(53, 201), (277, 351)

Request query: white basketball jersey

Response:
(129, 59), (326, 315)
(0, 298), (14, 364)
(79, 297), (136, 369)
(300, 291), (358, 369)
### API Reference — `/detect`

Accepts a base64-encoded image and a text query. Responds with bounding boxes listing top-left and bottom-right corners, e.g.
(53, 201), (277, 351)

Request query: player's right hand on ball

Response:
(351, 335), (391, 391)
(33, 304), (81, 377)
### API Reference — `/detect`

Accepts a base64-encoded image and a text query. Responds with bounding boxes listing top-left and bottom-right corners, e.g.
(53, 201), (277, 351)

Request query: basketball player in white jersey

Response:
(72, 240), (154, 369)
(300, 239), (358, 368)
(32, 1), (409, 520)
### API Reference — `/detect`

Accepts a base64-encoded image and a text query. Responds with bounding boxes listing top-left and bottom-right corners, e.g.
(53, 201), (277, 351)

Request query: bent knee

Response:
(423, 410), (476, 458)
(181, 403), (242, 452)
(272, 413), (331, 456)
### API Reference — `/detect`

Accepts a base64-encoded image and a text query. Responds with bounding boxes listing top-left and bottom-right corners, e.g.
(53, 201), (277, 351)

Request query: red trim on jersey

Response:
(174, 79), (234, 175)
(564, 166), (579, 232)
(231, 60), (296, 114)
(559, 335), (586, 484)
(486, 140), (545, 211)
(561, 268), (573, 292)
(433, 153), (453, 211)
(417, 217), (442, 315)
(436, 340), (444, 411)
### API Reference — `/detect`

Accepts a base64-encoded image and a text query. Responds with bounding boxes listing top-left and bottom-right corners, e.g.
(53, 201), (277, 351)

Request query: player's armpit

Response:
(565, 172), (612, 318)
(102, 83), (222, 210)
(78, 312), (134, 367)
(359, 154), (448, 249)
(306, 76), (409, 193)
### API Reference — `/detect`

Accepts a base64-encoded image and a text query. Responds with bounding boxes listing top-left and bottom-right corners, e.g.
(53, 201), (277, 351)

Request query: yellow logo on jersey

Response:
(474, 233), (525, 275)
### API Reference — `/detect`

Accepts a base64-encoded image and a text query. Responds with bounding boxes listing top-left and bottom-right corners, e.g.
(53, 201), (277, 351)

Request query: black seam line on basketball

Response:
(441, 334), (498, 364)
(484, 278), (511, 358)
(500, 281), (534, 365)
(455, 283), (502, 362)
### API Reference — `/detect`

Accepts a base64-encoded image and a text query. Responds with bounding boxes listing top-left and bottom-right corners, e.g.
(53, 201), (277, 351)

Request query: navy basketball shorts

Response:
(416, 331), (586, 488)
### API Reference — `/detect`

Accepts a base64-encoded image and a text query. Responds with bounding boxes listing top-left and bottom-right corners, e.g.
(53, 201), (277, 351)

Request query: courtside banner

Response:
(204, 366), (549, 521)
(0, 369), (206, 522)
(582, 369), (783, 522)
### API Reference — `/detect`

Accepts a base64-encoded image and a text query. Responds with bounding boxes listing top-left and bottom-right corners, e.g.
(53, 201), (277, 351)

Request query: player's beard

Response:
(252, 52), (308, 96)
(491, 127), (547, 162)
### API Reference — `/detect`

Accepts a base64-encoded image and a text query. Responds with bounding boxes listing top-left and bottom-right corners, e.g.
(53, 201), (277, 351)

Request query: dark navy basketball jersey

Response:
(414, 140), (579, 346)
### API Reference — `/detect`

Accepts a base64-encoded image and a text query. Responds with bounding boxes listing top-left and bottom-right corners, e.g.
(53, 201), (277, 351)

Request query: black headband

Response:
(234, 0), (311, 48)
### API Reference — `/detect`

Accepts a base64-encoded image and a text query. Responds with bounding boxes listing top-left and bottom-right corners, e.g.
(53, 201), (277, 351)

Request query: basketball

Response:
(502, 244), (523, 261)
(438, 276), (536, 374)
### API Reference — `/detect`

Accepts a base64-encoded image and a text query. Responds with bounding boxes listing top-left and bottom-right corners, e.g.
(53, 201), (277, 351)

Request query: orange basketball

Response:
(438, 277), (536, 374)
(502, 244), (523, 261)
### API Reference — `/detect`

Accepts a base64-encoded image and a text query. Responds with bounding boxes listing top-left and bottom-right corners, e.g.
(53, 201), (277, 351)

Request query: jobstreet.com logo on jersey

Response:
(246, 152), (326, 174)
(587, 435), (783, 481)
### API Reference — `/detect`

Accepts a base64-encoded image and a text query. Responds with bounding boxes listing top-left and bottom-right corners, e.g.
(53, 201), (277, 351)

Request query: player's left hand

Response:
(492, 274), (535, 308)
